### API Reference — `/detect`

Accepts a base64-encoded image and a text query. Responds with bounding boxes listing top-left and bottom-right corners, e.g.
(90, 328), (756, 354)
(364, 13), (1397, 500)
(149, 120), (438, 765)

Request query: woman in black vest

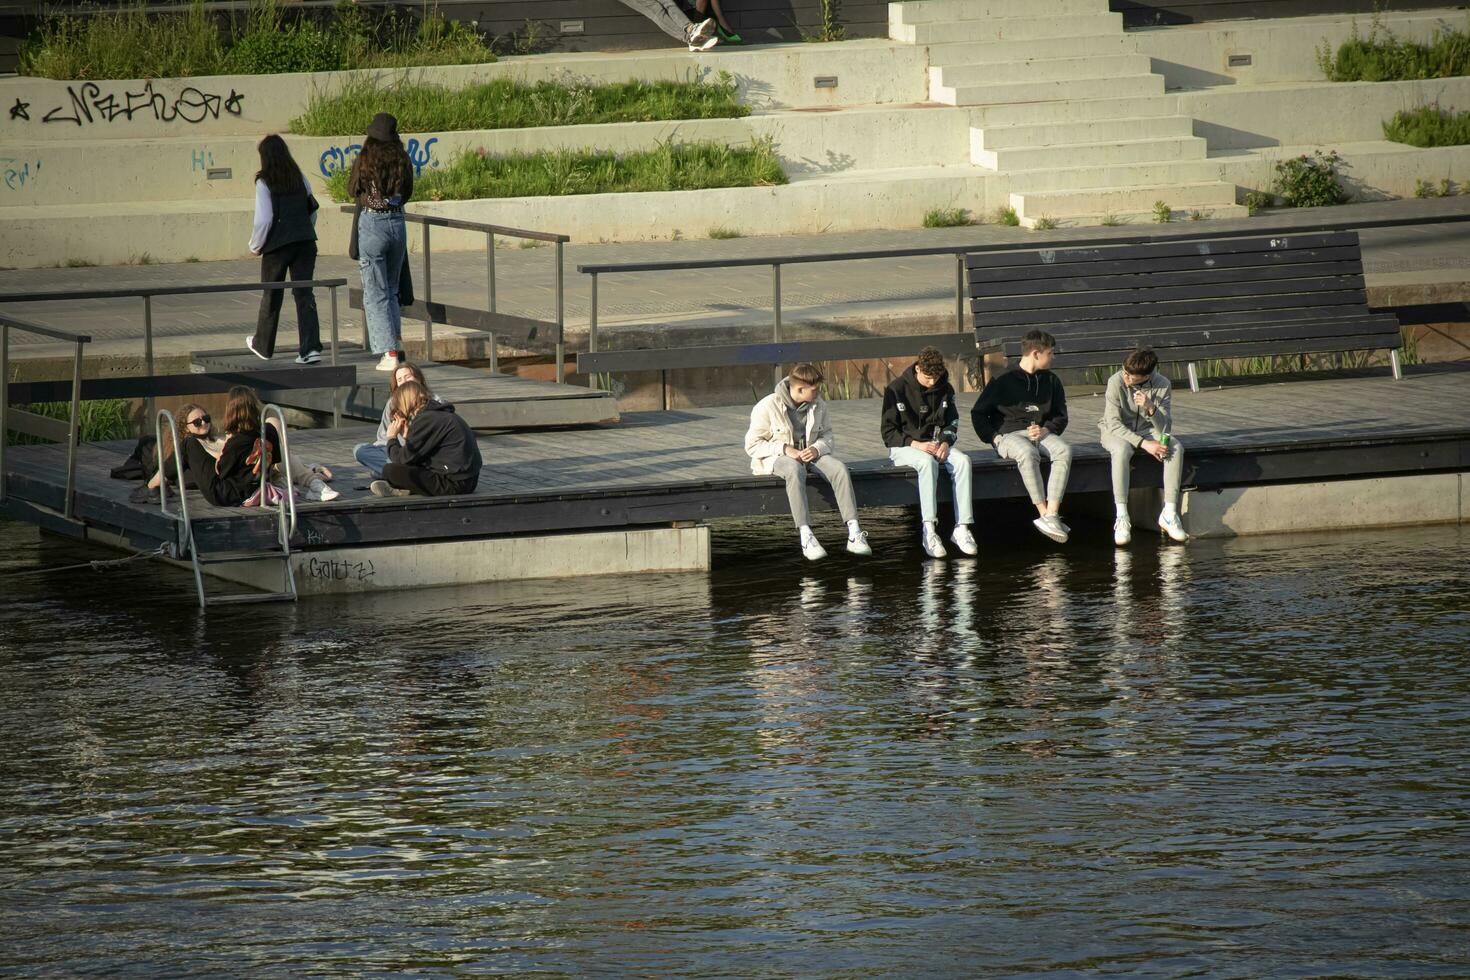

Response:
(247, 134), (322, 364)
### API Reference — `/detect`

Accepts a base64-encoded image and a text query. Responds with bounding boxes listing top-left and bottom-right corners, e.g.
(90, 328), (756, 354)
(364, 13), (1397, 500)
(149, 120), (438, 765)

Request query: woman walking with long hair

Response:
(347, 112), (414, 372)
(246, 134), (322, 364)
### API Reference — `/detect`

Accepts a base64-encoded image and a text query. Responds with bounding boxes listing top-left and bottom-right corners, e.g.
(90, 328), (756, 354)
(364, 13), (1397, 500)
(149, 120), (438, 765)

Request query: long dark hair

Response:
(255, 134), (303, 195)
(223, 385), (263, 436)
(348, 136), (413, 201)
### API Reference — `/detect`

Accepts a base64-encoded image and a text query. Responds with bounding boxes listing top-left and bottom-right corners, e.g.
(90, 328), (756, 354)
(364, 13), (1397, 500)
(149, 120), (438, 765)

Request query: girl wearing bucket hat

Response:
(347, 112), (414, 371)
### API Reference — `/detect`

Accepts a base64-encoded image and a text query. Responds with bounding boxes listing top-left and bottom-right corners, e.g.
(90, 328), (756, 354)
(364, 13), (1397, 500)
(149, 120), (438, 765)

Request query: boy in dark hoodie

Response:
(881, 346), (978, 559)
(971, 329), (1072, 543)
(371, 381), (482, 497)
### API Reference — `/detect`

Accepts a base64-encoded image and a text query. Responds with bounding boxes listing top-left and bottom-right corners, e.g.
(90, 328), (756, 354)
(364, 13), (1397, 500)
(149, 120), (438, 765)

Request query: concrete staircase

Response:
(892, 0), (1248, 227)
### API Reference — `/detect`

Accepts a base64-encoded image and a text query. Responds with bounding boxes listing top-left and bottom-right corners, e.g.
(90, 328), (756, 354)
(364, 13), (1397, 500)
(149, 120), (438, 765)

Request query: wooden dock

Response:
(4, 367), (1470, 556)
(192, 345), (619, 430)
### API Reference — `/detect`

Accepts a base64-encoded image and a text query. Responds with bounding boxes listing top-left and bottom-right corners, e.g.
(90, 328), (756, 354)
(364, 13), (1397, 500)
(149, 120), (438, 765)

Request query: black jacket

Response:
(388, 401), (482, 487)
(971, 367), (1069, 444)
(881, 365), (960, 448)
(214, 426), (281, 506)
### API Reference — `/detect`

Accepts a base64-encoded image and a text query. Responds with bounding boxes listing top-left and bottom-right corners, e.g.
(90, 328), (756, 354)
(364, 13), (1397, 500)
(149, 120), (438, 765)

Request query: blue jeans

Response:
(889, 446), (974, 525)
(358, 209), (406, 355)
(354, 442), (391, 478)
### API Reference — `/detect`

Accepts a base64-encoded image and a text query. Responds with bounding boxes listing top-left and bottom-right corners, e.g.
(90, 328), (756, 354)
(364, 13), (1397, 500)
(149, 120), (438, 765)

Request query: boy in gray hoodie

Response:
(1099, 348), (1188, 545)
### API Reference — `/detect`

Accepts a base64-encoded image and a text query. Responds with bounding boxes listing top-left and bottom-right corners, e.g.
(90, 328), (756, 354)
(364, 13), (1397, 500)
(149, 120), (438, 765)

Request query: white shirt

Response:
(248, 170), (318, 255)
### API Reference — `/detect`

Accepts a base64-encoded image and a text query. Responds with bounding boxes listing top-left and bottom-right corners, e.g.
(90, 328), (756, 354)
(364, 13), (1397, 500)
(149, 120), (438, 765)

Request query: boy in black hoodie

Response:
(971, 329), (1072, 543)
(371, 381), (482, 497)
(881, 346), (978, 559)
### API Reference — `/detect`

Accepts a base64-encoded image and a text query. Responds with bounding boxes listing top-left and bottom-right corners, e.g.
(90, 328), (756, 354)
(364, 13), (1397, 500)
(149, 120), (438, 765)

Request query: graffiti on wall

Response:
(18, 81), (245, 128)
(318, 136), (439, 178)
(1, 158), (41, 191)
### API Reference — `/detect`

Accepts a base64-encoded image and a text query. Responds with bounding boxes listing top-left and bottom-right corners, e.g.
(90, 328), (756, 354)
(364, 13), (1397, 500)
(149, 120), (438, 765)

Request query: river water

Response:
(2, 514), (1468, 977)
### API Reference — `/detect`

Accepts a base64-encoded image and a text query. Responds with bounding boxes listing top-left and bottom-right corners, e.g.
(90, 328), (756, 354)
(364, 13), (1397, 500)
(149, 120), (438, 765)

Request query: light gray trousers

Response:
(771, 455), (858, 529)
(615, 0), (691, 40)
(994, 431), (1072, 507)
(1102, 432), (1185, 506)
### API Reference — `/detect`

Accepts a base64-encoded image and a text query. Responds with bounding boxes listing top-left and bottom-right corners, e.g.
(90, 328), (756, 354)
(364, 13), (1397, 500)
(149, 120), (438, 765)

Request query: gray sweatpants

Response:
(1101, 432), (1185, 507)
(994, 430), (1072, 507)
(616, 0), (692, 40)
(771, 455), (858, 528)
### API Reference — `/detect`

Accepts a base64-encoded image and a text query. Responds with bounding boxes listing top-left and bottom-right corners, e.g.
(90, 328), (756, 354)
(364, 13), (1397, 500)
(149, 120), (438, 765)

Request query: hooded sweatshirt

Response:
(881, 365), (959, 449)
(744, 377), (835, 475)
(1099, 370), (1173, 448)
(971, 366), (1069, 444)
(387, 400), (483, 487)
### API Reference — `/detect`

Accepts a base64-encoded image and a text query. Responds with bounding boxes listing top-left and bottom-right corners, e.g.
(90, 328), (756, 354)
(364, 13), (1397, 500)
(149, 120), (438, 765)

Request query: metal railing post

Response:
(422, 221), (434, 363)
(486, 231), (497, 374)
(143, 294), (155, 429)
(64, 339), (82, 521)
(0, 323), (8, 506)
(329, 285), (341, 428)
(587, 272), (599, 389)
(772, 263), (783, 386)
(955, 253), (966, 332)
(554, 241), (565, 384)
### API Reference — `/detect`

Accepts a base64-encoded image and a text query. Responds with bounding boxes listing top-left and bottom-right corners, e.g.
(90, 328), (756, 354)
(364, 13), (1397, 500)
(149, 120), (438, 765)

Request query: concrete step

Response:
(976, 135), (1208, 172)
(968, 94), (1180, 128)
(925, 33), (1135, 65)
(891, 0), (1108, 25)
(893, 12), (1123, 45)
(938, 73), (1164, 107)
(1007, 157), (1223, 192)
(974, 114), (1195, 152)
(933, 54), (1152, 88)
(1012, 180), (1241, 219)
(1016, 203), (1253, 229)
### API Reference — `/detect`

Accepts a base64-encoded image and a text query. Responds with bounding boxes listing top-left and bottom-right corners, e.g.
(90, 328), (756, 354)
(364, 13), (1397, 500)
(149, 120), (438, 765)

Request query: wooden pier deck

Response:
(4, 367), (1470, 555)
(192, 346), (619, 430)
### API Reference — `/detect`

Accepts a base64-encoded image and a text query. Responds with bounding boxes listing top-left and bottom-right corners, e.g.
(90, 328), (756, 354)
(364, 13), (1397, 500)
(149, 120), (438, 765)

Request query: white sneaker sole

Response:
(1034, 518), (1068, 544)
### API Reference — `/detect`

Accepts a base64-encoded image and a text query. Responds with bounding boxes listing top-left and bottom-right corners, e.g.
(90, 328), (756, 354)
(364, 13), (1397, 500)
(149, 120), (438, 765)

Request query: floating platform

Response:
(192, 345), (619, 430)
(4, 367), (1470, 595)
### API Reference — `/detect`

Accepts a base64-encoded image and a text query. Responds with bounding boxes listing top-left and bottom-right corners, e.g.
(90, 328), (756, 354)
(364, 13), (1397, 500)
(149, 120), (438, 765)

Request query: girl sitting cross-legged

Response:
(370, 381), (482, 498)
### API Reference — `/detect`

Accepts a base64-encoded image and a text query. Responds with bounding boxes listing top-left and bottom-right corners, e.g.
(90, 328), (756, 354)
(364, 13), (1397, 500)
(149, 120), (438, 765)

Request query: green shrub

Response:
(1244, 189), (1274, 215)
(1272, 150), (1348, 208)
(6, 399), (134, 447)
(922, 206), (972, 228)
(708, 226), (743, 239)
(1383, 104), (1470, 147)
(1152, 200), (1172, 223)
(325, 138), (787, 202)
(1032, 216), (1059, 230)
(18, 0), (225, 79)
(995, 206), (1020, 227)
(1317, 16), (1470, 81)
(226, 23), (344, 74)
(292, 73), (746, 137)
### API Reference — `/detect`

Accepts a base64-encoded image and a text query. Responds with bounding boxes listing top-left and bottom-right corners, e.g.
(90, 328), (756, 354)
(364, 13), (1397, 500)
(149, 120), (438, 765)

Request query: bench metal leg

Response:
(1391, 349), (1403, 380)
(1187, 362), (1200, 393)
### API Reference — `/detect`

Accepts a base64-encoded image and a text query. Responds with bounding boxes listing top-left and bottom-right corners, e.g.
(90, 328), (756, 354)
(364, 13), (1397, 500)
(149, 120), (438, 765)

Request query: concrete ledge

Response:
(1182, 473), (1466, 537)
(195, 524), (711, 594)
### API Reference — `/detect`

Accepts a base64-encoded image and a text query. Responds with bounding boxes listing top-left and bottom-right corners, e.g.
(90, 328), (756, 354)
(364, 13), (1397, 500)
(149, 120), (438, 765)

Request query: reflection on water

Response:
(1, 513), (1468, 976)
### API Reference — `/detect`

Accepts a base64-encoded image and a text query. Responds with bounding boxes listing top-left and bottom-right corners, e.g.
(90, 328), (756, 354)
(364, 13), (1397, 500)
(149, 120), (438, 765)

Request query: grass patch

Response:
(325, 138), (787, 202)
(18, 0), (494, 80)
(6, 399), (134, 447)
(1317, 15), (1470, 81)
(1152, 200), (1173, 223)
(291, 72), (747, 137)
(708, 226), (743, 239)
(994, 206), (1020, 227)
(922, 206), (973, 228)
(1099, 212), (1122, 226)
(1032, 216), (1059, 230)
(1383, 104), (1470, 147)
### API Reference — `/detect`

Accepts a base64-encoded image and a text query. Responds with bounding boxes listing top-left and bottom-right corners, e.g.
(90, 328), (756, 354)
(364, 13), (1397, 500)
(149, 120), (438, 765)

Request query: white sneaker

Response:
(295, 350), (321, 364)
(846, 530), (872, 556)
(801, 534), (828, 561)
(950, 524), (978, 556)
(690, 16), (717, 42)
(309, 478), (340, 502)
(245, 336), (269, 361)
(921, 525), (948, 559)
(1114, 516), (1132, 546)
(1158, 510), (1189, 542)
(374, 352), (398, 372)
(309, 463), (334, 481)
(1034, 515), (1069, 543)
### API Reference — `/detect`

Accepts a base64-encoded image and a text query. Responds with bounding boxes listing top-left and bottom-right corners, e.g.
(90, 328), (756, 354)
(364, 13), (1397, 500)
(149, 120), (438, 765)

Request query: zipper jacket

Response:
(881, 365), (959, 448)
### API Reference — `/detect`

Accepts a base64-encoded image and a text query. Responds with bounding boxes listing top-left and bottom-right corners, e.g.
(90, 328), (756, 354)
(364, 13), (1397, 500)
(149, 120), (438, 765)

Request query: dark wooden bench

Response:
(968, 230), (1404, 390)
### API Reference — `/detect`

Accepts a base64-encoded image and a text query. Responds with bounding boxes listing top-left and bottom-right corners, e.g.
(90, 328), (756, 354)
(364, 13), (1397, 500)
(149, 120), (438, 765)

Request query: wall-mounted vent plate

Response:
(1227, 53), (1253, 68)
(561, 20), (584, 34)
(814, 75), (838, 89)
(206, 167), (232, 180)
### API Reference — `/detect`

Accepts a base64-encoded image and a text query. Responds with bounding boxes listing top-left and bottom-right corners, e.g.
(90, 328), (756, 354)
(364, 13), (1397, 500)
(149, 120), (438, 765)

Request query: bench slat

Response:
(969, 259), (1365, 299)
(986, 331), (1403, 369)
(977, 307), (1395, 344)
(967, 245), (1364, 286)
(981, 317), (1400, 356)
(973, 288), (1370, 330)
(970, 274), (1365, 315)
(964, 230), (1358, 271)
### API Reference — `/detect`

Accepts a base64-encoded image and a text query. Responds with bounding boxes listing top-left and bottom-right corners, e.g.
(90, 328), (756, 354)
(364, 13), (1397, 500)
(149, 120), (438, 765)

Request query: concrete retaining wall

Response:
(1182, 472), (1467, 537)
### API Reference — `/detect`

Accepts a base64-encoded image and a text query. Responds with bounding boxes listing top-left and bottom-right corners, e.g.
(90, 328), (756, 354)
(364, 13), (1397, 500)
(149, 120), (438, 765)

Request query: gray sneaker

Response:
(1033, 515), (1069, 543)
(369, 480), (411, 498)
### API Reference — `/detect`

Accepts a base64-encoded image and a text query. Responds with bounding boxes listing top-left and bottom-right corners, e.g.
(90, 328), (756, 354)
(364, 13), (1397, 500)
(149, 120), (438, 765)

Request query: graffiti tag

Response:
(318, 136), (439, 178)
(305, 556), (376, 582)
(1, 158), (40, 191)
(36, 81), (245, 127)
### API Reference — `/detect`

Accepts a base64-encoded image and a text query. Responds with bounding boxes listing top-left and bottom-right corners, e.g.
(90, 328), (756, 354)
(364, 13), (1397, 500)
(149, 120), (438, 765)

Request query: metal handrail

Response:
(338, 205), (567, 378)
(154, 408), (207, 607)
(262, 403), (297, 540)
(1, 312), (91, 520)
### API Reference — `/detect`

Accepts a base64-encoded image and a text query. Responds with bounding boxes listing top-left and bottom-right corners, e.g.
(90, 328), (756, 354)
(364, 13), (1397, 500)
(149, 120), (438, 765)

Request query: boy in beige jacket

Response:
(745, 363), (871, 561)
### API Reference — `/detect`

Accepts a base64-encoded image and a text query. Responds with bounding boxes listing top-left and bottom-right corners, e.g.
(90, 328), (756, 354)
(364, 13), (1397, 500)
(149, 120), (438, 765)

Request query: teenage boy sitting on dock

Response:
(1100, 347), (1189, 545)
(881, 346), (978, 559)
(745, 362), (871, 561)
(971, 329), (1072, 544)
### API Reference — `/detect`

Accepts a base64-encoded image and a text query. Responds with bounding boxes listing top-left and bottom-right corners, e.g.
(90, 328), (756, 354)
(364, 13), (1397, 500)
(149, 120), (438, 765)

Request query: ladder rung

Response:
(197, 550), (287, 565)
(205, 592), (297, 605)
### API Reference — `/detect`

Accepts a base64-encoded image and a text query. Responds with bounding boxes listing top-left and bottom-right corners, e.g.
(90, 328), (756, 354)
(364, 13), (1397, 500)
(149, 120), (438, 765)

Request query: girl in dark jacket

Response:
(246, 134), (321, 363)
(182, 386), (282, 507)
(371, 381), (482, 497)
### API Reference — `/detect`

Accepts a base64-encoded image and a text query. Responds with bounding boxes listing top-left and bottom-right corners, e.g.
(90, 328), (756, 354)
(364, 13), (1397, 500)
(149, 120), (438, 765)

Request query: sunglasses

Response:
(187, 414), (211, 427)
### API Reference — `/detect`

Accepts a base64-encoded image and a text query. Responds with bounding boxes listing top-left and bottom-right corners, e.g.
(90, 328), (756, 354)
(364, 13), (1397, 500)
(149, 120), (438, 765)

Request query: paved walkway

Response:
(2, 196), (1467, 361)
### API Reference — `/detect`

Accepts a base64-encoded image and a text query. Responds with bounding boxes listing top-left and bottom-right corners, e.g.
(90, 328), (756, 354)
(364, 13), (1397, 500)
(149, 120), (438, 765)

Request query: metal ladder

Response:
(156, 406), (299, 609)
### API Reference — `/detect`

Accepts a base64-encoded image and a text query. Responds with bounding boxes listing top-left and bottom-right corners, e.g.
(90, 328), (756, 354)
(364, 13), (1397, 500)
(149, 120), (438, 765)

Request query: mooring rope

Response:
(0, 544), (169, 578)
